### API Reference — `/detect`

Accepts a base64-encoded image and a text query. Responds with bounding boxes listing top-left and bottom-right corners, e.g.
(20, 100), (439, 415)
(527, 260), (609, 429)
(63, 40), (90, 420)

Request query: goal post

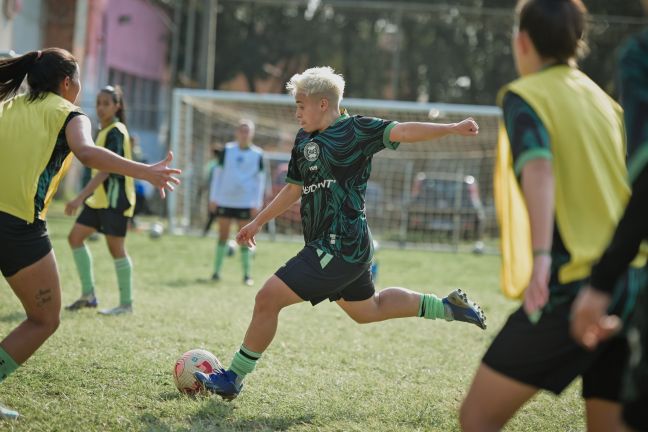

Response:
(168, 88), (501, 251)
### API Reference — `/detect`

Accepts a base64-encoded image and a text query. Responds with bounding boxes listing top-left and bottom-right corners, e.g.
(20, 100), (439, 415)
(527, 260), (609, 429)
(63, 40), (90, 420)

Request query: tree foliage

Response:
(172, 0), (647, 104)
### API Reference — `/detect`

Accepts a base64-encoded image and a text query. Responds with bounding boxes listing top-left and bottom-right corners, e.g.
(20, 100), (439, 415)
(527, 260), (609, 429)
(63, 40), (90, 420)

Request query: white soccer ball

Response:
(149, 222), (164, 239)
(173, 349), (223, 394)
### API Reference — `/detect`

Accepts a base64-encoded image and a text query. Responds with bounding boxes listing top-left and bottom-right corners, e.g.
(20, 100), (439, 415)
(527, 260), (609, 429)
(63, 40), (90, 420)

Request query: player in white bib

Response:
(208, 120), (265, 286)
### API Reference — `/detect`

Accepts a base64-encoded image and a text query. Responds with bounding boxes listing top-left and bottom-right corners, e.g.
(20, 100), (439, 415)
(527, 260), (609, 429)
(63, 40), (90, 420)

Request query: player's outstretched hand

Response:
(236, 220), (261, 248)
(64, 196), (84, 216)
(570, 286), (620, 350)
(146, 151), (182, 198)
(452, 117), (479, 136)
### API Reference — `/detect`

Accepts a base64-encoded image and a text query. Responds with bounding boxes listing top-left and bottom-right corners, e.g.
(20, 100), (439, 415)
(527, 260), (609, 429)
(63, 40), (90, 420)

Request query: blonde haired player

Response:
(194, 66), (486, 400)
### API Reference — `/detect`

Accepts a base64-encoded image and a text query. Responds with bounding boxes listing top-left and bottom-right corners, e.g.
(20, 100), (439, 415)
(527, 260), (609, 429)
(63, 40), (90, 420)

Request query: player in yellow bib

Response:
(64, 86), (136, 315)
(0, 48), (181, 419)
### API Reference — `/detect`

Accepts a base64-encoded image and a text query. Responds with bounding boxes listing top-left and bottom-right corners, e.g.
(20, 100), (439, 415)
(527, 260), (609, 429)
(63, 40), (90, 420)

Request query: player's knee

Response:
(349, 314), (373, 324)
(344, 307), (376, 324)
(68, 231), (81, 247)
(28, 311), (60, 336)
(254, 285), (283, 314)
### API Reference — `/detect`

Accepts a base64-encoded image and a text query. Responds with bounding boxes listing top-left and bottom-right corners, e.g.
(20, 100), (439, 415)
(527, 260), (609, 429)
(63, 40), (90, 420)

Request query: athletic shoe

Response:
(194, 369), (242, 401)
(442, 289), (487, 330)
(98, 305), (132, 316)
(211, 273), (220, 281)
(243, 276), (253, 287)
(0, 402), (19, 420)
(65, 296), (98, 311)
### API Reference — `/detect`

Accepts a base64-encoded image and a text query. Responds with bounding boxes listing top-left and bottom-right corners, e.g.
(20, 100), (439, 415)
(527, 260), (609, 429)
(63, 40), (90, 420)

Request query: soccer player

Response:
(571, 2), (648, 429)
(0, 48), (180, 419)
(64, 85), (137, 315)
(459, 2), (647, 431)
(194, 66), (487, 400)
(208, 119), (265, 286)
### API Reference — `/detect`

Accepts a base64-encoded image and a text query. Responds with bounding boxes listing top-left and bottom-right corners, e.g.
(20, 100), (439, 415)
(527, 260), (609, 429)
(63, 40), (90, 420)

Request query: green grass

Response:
(0, 207), (586, 431)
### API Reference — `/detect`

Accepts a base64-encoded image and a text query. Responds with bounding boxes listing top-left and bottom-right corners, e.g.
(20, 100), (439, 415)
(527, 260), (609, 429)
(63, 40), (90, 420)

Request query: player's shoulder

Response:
(249, 143), (264, 154)
(351, 115), (387, 127)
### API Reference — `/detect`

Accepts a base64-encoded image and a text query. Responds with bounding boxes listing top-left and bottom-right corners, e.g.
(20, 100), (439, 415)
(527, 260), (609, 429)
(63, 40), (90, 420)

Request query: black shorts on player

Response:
(216, 206), (252, 220)
(0, 211), (52, 277)
(76, 206), (129, 237)
(275, 246), (374, 306)
(484, 267), (646, 401)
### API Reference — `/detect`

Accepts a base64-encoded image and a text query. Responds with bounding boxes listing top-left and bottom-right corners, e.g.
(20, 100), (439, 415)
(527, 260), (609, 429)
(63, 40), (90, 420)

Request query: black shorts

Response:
(275, 246), (374, 306)
(483, 300), (628, 399)
(0, 211), (52, 277)
(216, 207), (251, 220)
(623, 280), (648, 430)
(76, 206), (129, 237)
(483, 277), (633, 400)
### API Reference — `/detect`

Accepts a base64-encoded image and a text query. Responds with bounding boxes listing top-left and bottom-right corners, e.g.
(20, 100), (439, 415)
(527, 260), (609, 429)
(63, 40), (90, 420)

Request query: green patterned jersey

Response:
(286, 112), (399, 264)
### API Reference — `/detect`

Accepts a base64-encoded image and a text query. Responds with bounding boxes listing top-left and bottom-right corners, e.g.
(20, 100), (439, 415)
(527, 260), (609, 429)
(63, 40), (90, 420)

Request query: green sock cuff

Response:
(229, 348), (261, 378)
(114, 256), (131, 268)
(239, 344), (261, 360)
(419, 294), (445, 320)
(0, 347), (19, 383)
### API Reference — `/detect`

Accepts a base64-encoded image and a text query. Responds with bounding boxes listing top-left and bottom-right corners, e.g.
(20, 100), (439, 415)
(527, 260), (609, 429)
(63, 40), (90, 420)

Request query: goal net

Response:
(168, 89), (501, 251)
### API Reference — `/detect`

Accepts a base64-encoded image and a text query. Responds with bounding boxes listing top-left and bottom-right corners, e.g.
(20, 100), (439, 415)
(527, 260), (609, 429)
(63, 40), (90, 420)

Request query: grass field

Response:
(0, 207), (587, 431)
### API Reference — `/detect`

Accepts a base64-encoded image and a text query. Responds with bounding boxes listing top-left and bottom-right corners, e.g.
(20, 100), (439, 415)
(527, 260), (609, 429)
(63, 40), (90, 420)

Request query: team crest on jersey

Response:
(303, 141), (320, 162)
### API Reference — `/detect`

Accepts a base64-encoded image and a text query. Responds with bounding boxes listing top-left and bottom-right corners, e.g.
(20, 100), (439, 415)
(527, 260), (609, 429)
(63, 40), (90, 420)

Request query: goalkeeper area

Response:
(169, 89), (500, 252)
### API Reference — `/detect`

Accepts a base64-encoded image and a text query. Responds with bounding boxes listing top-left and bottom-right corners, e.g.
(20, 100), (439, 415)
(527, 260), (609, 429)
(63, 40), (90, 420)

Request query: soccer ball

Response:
(173, 349), (223, 394)
(149, 222), (164, 239)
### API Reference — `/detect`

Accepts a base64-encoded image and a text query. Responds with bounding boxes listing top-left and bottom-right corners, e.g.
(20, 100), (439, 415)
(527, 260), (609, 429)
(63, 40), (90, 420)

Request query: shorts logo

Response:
(303, 141), (320, 162)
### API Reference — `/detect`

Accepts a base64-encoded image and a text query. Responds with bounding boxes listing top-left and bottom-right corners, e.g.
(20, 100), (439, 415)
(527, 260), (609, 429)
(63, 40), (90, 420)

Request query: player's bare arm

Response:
(389, 117), (479, 142)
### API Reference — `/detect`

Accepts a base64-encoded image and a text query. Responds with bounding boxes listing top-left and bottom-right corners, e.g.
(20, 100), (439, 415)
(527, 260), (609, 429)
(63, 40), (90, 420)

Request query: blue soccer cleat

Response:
(65, 296), (98, 311)
(194, 369), (242, 401)
(442, 289), (487, 330)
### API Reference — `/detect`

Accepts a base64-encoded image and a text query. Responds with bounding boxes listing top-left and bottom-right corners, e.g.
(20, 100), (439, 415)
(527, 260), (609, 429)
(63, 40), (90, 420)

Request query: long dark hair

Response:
(0, 47), (78, 102)
(516, 0), (588, 64)
(100, 85), (127, 125)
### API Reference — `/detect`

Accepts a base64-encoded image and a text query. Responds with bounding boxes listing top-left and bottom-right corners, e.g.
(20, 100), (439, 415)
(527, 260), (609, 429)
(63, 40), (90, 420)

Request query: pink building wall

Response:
(104, 0), (169, 81)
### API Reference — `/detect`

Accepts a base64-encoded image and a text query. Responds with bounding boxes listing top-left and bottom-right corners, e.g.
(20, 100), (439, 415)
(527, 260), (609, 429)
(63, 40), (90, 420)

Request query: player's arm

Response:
(502, 92), (554, 316)
(571, 165), (648, 349)
(254, 183), (301, 225)
(236, 184), (301, 247)
(64, 172), (109, 216)
(66, 115), (180, 197)
(520, 158), (554, 316)
(389, 118), (479, 142)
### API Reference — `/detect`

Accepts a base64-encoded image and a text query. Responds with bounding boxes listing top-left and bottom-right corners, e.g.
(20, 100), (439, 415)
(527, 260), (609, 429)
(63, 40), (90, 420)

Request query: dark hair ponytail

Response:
(100, 85), (127, 125)
(516, 0), (588, 64)
(0, 51), (39, 101)
(0, 47), (78, 102)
